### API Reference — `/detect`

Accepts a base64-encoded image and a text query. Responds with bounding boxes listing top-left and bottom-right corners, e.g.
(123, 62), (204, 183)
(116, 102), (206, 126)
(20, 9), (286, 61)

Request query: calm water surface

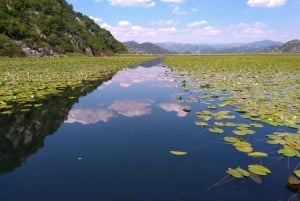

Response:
(0, 63), (298, 201)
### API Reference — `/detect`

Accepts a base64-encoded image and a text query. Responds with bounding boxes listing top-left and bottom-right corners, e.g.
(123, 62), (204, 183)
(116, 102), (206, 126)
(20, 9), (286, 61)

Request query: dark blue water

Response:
(0, 64), (298, 201)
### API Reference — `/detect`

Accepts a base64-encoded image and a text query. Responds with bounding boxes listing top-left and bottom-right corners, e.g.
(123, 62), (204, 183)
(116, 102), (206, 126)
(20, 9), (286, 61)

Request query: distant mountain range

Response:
(123, 41), (173, 54)
(263, 39), (300, 53)
(124, 39), (300, 54)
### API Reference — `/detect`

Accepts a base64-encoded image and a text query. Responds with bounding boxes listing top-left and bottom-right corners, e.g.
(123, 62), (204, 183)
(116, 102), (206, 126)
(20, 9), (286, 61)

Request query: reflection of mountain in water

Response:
(0, 74), (115, 173)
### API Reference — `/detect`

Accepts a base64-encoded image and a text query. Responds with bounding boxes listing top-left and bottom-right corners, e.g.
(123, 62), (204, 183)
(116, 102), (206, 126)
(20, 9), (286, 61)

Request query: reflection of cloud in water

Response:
(109, 100), (153, 118)
(65, 108), (114, 124)
(101, 67), (174, 88)
(158, 103), (188, 117)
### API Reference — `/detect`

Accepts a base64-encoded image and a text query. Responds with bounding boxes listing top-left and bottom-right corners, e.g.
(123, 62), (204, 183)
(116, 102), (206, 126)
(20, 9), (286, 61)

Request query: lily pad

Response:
(227, 168), (244, 178)
(233, 129), (256, 135)
(235, 145), (253, 153)
(248, 164), (271, 176)
(250, 123), (264, 128)
(169, 150), (188, 156)
(248, 152), (268, 157)
(236, 167), (250, 177)
(277, 147), (298, 157)
(209, 126), (224, 134)
(294, 170), (300, 178)
(195, 121), (208, 126)
(224, 136), (239, 143)
(214, 122), (236, 127)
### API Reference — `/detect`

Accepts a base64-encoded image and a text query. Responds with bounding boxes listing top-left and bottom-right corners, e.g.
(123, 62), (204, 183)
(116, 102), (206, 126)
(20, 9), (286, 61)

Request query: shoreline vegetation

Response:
(0, 56), (155, 115)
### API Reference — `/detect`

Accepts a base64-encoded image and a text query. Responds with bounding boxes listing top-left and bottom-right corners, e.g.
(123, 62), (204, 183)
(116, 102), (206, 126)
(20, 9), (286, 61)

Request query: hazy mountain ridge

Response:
(123, 41), (173, 54)
(0, 0), (127, 57)
(157, 40), (284, 54)
(263, 39), (300, 53)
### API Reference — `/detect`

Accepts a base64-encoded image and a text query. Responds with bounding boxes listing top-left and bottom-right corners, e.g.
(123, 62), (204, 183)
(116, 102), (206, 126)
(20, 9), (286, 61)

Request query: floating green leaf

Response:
(294, 170), (300, 178)
(248, 164), (271, 176)
(224, 136), (239, 143)
(209, 126), (224, 134)
(227, 168), (244, 178)
(195, 121), (208, 126)
(236, 167), (250, 177)
(250, 123), (264, 128)
(248, 152), (268, 157)
(214, 122), (236, 127)
(169, 150), (188, 156)
(278, 147), (298, 157)
(234, 145), (253, 153)
(233, 127), (256, 135)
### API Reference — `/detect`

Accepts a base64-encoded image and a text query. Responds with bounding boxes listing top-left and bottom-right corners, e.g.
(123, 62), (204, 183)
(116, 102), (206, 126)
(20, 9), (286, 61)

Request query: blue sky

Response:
(66, 0), (300, 43)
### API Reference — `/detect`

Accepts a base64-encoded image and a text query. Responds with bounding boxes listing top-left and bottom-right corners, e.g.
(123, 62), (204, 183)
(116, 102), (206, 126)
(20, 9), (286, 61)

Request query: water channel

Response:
(0, 61), (298, 201)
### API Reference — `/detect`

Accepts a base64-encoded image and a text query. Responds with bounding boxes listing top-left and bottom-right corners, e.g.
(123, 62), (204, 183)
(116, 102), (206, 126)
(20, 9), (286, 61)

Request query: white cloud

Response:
(247, 0), (287, 7)
(89, 16), (102, 23)
(151, 19), (179, 26)
(225, 22), (268, 39)
(158, 27), (177, 33)
(103, 19), (283, 43)
(190, 8), (199, 12)
(101, 23), (111, 29)
(187, 20), (208, 28)
(118, 20), (131, 27)
(106, 20), (179, 42)
(172, 6), (189, 14)
(94, 0), (103, 2)
(108, 0), (155, 7)
(202, 26), (221, 36)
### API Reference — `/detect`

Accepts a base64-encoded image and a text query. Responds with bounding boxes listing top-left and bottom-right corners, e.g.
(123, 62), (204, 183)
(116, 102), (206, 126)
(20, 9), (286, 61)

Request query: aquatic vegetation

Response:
(209, 126), (224, 134)
(247, 151), (268, 157)
(266, 132), (300, 157)
(164, 55), (300, 129)
(169, 150), (188, 156)
(248, 164), (271, 176)
(164, 55), (300, 196)
(227, 167), (249, 178)
(0, 56), (154, 115)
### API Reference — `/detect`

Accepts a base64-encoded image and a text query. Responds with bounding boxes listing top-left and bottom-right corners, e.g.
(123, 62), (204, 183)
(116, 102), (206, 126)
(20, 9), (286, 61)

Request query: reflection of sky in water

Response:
(65, 108), (114, 124)
(100, 66), (175, 88)
(108, 99), (153, 118)
(65, 66), (188, 125)
(158, 102), (187, 117)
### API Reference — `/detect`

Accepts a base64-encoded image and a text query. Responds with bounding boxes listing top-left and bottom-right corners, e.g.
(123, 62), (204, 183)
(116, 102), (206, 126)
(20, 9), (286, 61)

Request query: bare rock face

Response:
(22, 46), (60, 57)
(85, 47), (93, 56)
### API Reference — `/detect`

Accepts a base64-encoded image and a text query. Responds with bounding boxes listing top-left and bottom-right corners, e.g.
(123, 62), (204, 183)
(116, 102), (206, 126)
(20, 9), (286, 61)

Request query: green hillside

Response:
(0, 0), (127, 57)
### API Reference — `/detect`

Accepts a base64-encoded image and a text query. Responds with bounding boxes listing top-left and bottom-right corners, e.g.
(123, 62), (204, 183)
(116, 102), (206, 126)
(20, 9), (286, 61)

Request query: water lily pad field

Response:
(0, 56), (154, 115)
(0, 54), (300, 201)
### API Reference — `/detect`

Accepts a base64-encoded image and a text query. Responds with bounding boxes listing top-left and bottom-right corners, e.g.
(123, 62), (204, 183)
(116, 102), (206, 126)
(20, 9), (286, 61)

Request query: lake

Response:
(0, 61), (298, 201)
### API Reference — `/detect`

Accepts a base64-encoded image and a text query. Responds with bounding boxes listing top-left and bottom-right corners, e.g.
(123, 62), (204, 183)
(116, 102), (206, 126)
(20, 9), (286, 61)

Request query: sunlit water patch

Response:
(0, 63), (299, 201)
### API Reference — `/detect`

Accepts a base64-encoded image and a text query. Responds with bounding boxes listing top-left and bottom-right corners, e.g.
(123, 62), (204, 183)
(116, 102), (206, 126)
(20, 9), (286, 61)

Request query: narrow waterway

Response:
(0, 62), (297, 201)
